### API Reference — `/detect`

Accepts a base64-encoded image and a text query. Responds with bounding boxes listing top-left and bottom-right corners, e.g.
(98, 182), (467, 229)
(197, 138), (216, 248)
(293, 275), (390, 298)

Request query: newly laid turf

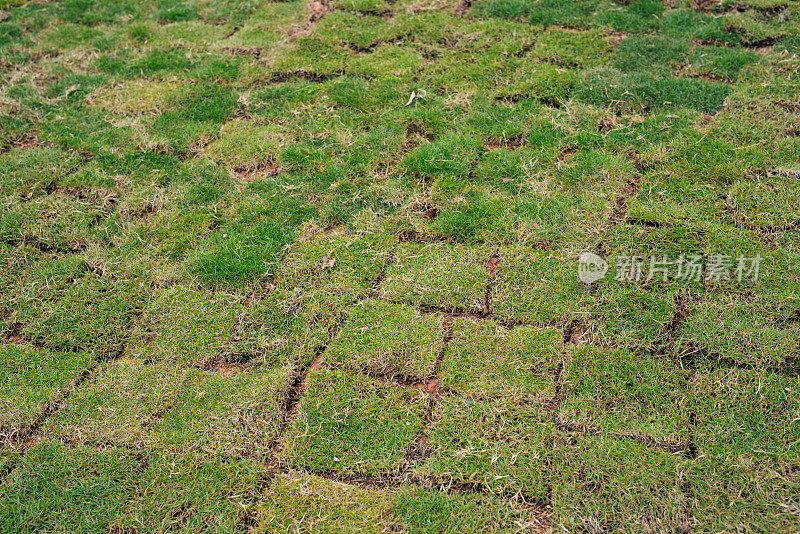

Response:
(1, 0), (800, 531)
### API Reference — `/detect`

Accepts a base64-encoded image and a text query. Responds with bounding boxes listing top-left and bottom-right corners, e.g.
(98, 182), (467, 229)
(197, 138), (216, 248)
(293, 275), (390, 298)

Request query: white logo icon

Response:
(578, 252), (608, 283)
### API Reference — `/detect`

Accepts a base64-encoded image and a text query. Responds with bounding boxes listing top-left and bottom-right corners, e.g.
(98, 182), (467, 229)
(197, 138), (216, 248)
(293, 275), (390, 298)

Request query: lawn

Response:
(1, 0), (799, 531)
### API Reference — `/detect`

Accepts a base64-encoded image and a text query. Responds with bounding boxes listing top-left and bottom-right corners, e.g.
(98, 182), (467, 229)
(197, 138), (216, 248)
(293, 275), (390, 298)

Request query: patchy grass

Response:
(439, 318), (561, 397)
(0, 442), (141, 533)
(418, 396), (556, 499)
(326, 300), (444, 376)
(560, 345), (691, 439)
(382, 243), (491, 314)
(43, 358), (291, 456)
(1, 0), (799, 529)
(281, 367), (426, 474)
(0, 344), (93, 443)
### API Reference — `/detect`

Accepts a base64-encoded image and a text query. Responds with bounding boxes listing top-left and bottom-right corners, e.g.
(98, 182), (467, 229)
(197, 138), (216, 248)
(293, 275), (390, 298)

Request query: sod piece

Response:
(118, 451), (266, 533)
(688, 368), (800, 465)
(418, 396), (556, 499)
(560, 344), (691, 440)
(551, 434), (691, 533)
(438, 317), (562, 397)
(0, 441), (141, 534)
(326, 299), (444, 377)
(381, 242), (491, 314)
(281, 367), (426, 475)
(492, 247), (588, 326)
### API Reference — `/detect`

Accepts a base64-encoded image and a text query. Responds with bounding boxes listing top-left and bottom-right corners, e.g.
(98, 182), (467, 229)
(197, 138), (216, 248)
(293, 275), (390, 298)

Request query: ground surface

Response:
(1, 0), (799, 532)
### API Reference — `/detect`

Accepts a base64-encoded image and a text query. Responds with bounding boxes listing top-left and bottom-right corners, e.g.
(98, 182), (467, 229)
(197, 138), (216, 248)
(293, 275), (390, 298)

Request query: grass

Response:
(419, 396), (555, 498)
(560, 345), (691, 439)
(257, 471), (535, 533)
(326, 300), (444, 376)
(382, 243), (491, 313)
(439, 318), (561, 397)
(281, 367), (426, 474)
(1, 0), (799, 530)
(0, 442), (141, 533)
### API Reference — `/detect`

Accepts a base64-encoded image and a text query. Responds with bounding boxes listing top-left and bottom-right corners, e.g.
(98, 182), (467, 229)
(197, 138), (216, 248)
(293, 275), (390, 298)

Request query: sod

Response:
(257, 471), (539, 533)
(381, 242), (491, 314)
(43, 358), (291, 456)
(417, 395), (556, 499)
(492, 248), (589, 326)
(438, 318), (561, 397)
(0, 442), (141, 533)
(560, 345), (691, 439)
(326, 299), (444, 377)
(551, 435), (691, 533)
(2, 0), (800, 529)
(0, 343), (92, 443)
(280, 367), (426, 475)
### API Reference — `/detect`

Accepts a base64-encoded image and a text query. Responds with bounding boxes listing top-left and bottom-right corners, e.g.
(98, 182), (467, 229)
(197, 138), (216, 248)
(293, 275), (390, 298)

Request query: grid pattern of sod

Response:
(1, 0), (800, 531)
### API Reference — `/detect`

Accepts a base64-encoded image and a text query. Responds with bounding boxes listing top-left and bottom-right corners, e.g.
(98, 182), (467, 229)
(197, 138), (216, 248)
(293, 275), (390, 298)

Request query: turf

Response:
(1, 0), (800, 531)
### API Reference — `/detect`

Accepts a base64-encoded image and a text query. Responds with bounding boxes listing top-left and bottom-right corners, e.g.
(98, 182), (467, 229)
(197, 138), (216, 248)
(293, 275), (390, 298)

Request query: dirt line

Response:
(369, 248), (396, 298)
(685, 410), (699, 459)
(268, 69), (334, 83)
(608, 178), (640, 225)
(4, 364), (98, 447)
(454, 0), (472, 16)
(372, 294), (581, 336)
(553, 415), (689, 454)
(562, 318), (592, 345)
(625, 217), (664, 228)
(346, 365), (454, 394)
(482, 252), (500, 318)
(0, 454), (20, 486)
(5, 235), (88, 254)
(0, 133), (43, 153)
(654, 291), (695, 354)
(432, 316), (454, 377)
(287, 0), (333, 39)
(276, 347), (327, 438)
(403, 316), (453, 466)
(395, 230), (482, 246)
(593, 152), (650, 254)
(270, 460), (548, 504)
(369, 297), (489, 321)
(552, 355), (568, 407)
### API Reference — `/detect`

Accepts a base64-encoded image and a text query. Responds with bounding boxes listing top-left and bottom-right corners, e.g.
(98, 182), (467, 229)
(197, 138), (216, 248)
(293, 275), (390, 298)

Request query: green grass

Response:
(2, 0), (799, 529)
(418, 396), (555, 498)
(0, 442), (141, 533)
(560, 345), (691, 439)
(382, 243), (491, 313)
(327, 299), (444, 376)
(43, 358), (291, 456)
(191, 220), (300, 286)
(492, 248), (590, 325)
(257, 471), (535, 533)
(439, 318), (561, 397)
(0, 344), (93, 441)
(281, 367), (426, 474)
(552, 435), (690, 533)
